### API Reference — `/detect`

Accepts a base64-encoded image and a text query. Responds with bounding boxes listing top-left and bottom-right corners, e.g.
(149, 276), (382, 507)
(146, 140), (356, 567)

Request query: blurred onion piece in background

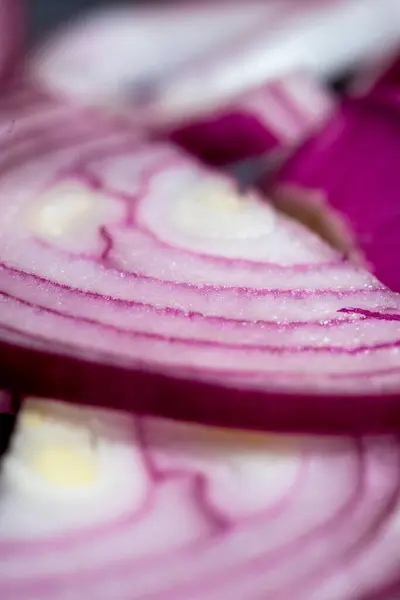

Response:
(29, 0), (400, 124)
(29, 0), (400, 164)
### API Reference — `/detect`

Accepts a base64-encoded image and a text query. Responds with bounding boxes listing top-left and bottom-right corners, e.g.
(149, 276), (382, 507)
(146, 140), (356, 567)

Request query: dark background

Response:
(28, 0), (144, 43)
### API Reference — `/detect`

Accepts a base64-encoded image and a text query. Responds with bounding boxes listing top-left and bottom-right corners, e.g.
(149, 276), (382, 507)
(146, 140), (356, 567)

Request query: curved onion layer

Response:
(29, 0), (400, 127)
(1, 89), (400, 431)
(0, 398), (399, 600)
(272, 91), (400, 294)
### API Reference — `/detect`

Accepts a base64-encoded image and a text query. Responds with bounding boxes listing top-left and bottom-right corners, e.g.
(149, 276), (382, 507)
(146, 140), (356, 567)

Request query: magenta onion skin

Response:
(0, 398), (400, 600)
(271, 94), (400, 294)
(3, 344), (400, 435)
(1, 85), (400, 432)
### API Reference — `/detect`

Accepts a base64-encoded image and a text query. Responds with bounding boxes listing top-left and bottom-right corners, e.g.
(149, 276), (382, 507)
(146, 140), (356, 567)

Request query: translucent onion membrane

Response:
(272, 76), (400, 294)
(1, 86), (400, 432)
(29, 1), (400, 164)
(0, 0), (22, 85)
(0, 398), (400, 600)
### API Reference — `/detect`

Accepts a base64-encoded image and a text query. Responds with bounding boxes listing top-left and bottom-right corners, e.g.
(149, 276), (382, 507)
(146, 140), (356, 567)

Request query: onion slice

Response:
(0, 88), (400, 431)
(0, 398), (399, 600)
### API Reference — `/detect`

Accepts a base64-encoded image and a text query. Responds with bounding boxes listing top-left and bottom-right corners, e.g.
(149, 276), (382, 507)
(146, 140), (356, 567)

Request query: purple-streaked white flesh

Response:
(0, 398), (399, 600)
(0, 86), (400, 432)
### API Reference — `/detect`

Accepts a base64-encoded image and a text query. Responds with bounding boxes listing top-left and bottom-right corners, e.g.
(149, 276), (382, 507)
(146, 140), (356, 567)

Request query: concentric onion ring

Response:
(0, 87), (400, 431)
(0, 399), (399, 600)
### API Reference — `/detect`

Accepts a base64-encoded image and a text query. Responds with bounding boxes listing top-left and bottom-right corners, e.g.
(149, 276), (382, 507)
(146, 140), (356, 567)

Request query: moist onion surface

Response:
(0, 399), (399, 600)
(0, 86), (400, 431)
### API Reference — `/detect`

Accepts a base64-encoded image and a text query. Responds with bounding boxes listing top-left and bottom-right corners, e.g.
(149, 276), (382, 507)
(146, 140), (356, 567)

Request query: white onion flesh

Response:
(0, 399), (399, 600)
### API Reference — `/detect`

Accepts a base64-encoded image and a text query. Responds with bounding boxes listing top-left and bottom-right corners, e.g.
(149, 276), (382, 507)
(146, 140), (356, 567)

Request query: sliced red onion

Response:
(0, 398), (399, 600)
(271, 75), (400, 294)
(1, 89), (400, 431)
